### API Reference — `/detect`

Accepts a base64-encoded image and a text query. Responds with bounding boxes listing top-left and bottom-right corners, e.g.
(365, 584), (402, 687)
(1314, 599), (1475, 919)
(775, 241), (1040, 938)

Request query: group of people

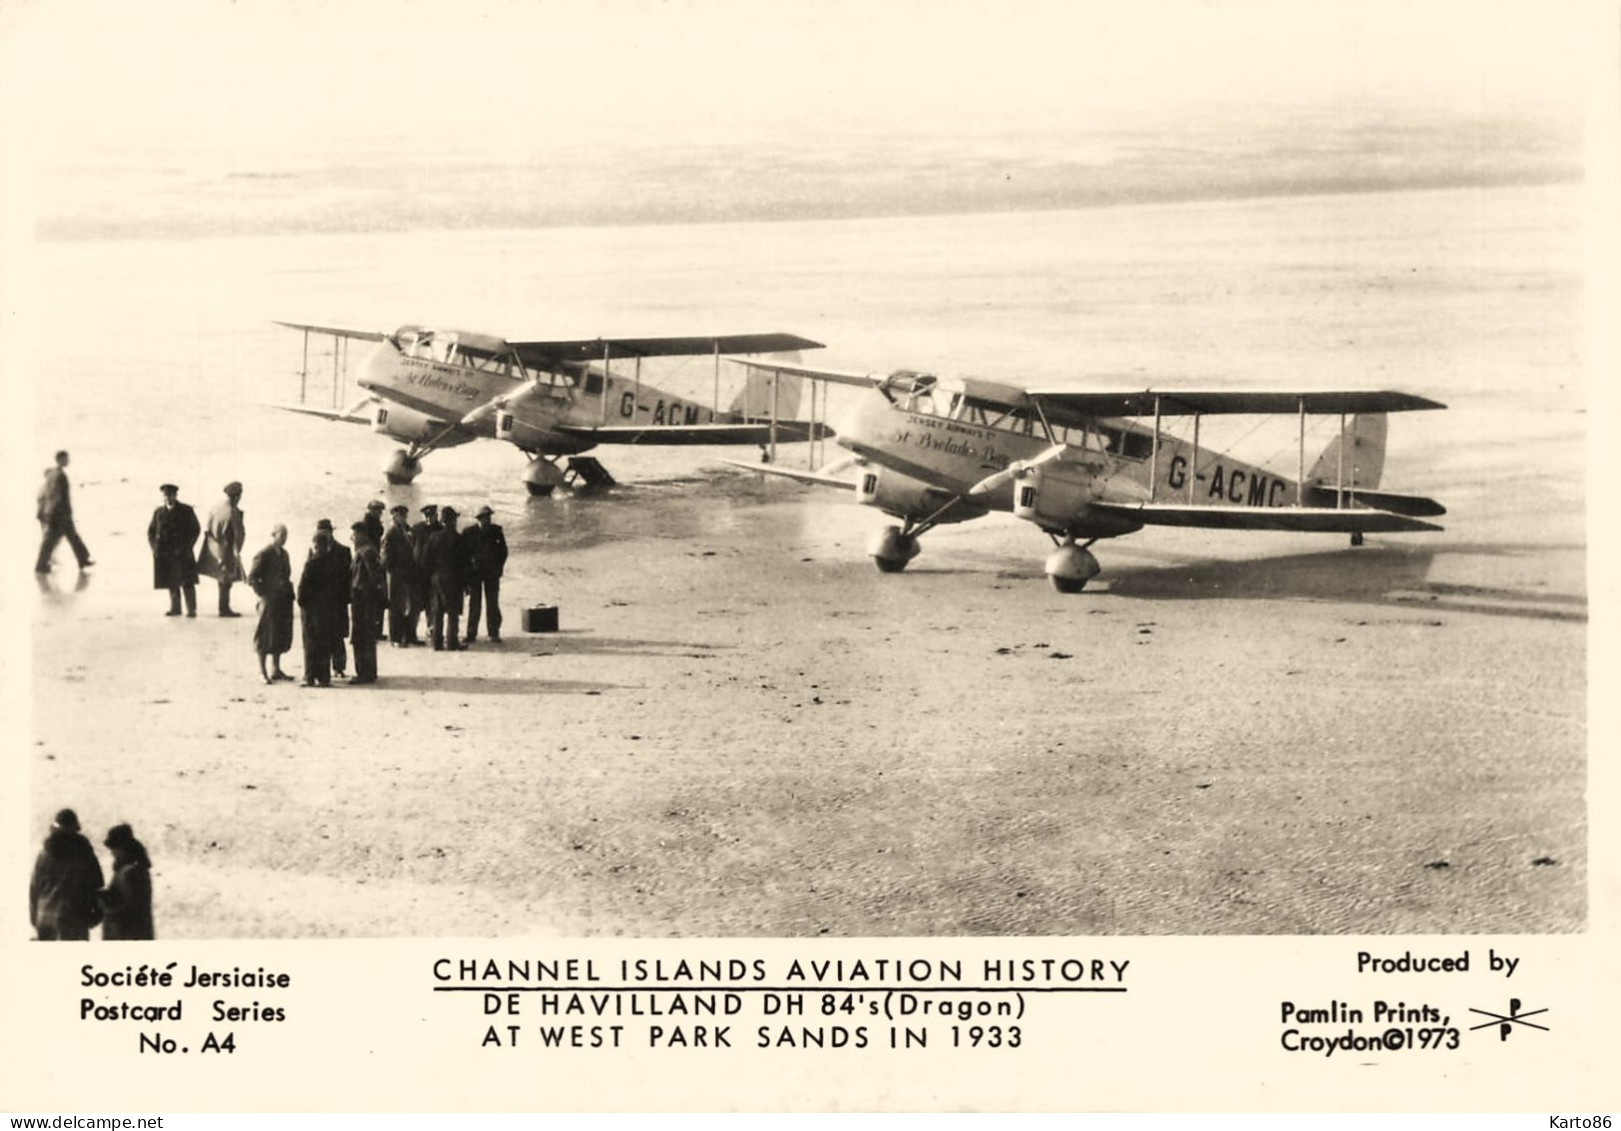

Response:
(245, 498), (509, 688)
(29, 809), (153, 941)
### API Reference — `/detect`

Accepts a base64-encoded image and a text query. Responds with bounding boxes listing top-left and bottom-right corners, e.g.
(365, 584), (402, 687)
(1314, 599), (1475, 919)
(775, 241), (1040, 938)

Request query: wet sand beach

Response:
(25, 183), (1587, 937)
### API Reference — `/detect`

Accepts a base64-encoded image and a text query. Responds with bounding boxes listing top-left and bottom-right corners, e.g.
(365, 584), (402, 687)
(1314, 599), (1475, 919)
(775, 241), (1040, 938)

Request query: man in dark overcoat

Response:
(380, 504), (419, 645)
(296, 530), (347, 687)
(29, 809), (104, 941)
(314, 518), (353, 678)
(347, 523), (386, 684)
(424, 505), (468, 650)
(462, 505), (510, 643)
(408, 504), (441, 647)
(148, 483), (200, 616)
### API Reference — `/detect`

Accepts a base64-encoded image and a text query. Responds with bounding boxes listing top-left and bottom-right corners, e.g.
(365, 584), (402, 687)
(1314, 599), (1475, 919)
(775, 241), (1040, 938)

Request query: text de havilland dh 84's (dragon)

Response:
(724, 360), (1447, 592)
(269, 321), (828, 494)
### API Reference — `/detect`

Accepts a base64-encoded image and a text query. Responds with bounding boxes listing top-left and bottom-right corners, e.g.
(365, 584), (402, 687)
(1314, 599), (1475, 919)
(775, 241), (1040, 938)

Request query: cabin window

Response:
(583, 374), (604, 395)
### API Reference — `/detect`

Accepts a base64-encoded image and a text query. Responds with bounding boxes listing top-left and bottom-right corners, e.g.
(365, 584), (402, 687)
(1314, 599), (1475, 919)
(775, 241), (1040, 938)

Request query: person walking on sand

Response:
(247, 523), (295, 684)
(198, 481), (247, 617)
(381, 504), (419, 646)
(34, 450), (94, 574)
(347, 522), (386, 684)
(29, 809), (104, 941)
(463, 504), (509, 643)
(148, 483), (200, 617)
(296, 529), (346, 687)
(99, 824), (154, 941)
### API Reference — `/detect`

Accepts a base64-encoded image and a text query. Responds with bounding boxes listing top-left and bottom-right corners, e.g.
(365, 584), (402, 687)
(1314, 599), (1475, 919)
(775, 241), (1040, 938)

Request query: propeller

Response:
(968, 443), (1069, 498)
(459, 378), (542, 427)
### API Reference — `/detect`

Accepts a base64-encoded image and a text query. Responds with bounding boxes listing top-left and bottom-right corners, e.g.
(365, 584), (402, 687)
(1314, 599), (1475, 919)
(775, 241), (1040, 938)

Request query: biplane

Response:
(270, 322), (826, 493)
(726, 363), (1447, 592)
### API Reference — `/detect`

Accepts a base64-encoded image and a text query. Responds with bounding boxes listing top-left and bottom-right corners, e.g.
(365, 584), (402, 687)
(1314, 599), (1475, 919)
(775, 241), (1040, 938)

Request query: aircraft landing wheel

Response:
(523, 458), (567, 498)
(1045, 543), (1100, 594)
(869, 526), (920, 574)
(383, 450), (422, 485)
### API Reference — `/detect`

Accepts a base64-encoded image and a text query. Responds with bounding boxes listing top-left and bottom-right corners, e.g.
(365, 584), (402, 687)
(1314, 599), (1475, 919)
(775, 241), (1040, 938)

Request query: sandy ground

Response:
(27, 456), (1585, 938)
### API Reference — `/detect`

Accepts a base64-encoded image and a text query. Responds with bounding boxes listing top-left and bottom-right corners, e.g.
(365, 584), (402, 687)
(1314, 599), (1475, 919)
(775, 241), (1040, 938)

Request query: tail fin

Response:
(729, 352), (804, 421)
(1308, 413), (1387, 489)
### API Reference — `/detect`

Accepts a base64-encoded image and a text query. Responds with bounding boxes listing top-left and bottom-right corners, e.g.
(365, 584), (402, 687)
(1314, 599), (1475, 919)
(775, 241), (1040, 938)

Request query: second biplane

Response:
(727, 363), (1447, 591)
(272, 322), (827, 493)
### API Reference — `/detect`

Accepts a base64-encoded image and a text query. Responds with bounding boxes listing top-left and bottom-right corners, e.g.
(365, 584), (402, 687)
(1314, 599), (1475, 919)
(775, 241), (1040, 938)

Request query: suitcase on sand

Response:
(523, 604), (559, 633)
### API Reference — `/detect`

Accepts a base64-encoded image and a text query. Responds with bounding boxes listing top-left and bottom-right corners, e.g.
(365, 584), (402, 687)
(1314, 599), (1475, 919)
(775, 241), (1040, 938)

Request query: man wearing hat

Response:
(198, 481), (247, 617)
(361, 499), (386, 550)
(29, 809), (104, 941)
(408, 504), (442, 645)
(308, 520), (353, 677)
(100, 823), (154, 941)
(348, 521), (386, 684)
(462, 504), (510, 643)
(423, 505), (469, 650)
(296, 528), (347, 687)
(381, 504), (420, 646)
(147, 483), (201, 617)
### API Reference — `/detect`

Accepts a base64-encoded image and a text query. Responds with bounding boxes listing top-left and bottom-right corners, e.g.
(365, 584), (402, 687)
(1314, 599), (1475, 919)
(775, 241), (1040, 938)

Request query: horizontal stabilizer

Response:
(719, 459), (860, 490)
(562, 421), (831, 447)
(1090, 502), (1444, 534)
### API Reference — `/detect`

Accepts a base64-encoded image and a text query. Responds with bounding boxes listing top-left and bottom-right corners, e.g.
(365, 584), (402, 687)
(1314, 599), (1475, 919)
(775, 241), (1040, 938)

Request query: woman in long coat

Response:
(100, 823), (154, 941)
(247, 524), (295, 684)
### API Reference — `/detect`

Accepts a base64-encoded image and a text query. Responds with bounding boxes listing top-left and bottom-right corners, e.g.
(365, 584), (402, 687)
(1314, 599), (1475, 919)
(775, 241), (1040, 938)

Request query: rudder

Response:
(1308, 413), (1387, 490)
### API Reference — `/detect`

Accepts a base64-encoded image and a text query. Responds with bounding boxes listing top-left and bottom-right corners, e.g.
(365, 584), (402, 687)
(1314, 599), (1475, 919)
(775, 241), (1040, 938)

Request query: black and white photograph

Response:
(2, 0), (1613, 1114)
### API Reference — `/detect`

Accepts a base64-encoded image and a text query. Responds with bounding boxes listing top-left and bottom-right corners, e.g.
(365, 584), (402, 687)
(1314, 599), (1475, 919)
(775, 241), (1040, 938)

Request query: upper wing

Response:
(1027, 389), (1447, 422)
(727, 359), (885, 389)
(513, 333), (823, 369)
(1090, 502), (1443, 534)
(559, 421), (828, 446)
(272, 320), (389, 343)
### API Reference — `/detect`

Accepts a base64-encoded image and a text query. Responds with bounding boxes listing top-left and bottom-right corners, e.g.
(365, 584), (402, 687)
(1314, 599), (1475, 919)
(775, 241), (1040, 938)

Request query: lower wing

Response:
(719, 459), (860, 491)
(1091, 502), (1443, 534)
(561, 422), (830, 446)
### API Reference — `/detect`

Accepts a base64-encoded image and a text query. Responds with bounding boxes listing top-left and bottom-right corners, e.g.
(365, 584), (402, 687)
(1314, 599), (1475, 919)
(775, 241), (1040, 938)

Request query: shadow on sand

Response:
(1101, 544), (1586, 622)
(363, 675), (622, 696)
(520, 632), (732, 659)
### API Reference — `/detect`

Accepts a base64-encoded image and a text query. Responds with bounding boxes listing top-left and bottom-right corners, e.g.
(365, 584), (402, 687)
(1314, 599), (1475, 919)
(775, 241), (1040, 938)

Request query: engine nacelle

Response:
(372, 402), (449, 444)
(855, 466), (982, 525)
(1011, 462), (1140, 537)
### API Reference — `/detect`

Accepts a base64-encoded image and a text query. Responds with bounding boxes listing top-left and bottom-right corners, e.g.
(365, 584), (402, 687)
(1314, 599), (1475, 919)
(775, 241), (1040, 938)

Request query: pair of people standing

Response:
(293, 518), (385, 687)
(29, 809), (153, 942)
(148, 482), (244, 618)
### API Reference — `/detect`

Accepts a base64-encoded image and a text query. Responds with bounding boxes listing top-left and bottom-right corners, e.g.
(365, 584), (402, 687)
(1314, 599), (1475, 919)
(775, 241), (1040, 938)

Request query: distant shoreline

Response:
(35, 167), (1580, 244)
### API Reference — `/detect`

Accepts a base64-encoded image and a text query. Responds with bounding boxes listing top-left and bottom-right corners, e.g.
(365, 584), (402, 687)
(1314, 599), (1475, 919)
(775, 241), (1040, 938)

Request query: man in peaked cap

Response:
(380, 504), (419, 646)
(408, 504), (442, 646)
(347, 521), (385, 684)
(361, 499), (386, 550)
(30, 808), (104, 941)
(313, 519), (353, 677)
(147, 483), (200, 617)
(462, 505), (509, 643)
